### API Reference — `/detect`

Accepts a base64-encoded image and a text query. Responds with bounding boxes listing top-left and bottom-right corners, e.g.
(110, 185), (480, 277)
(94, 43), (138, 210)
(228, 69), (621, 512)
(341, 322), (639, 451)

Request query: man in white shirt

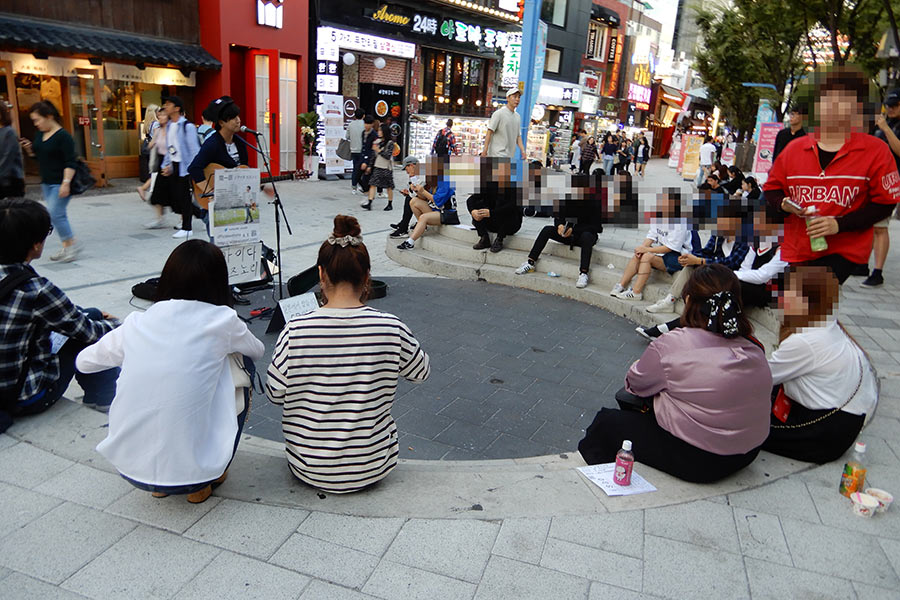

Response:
(345, 109), (366, 194)
(696, 135), (716, 187)
(160, 96), (201, 239)
(483, 88), (526, 158)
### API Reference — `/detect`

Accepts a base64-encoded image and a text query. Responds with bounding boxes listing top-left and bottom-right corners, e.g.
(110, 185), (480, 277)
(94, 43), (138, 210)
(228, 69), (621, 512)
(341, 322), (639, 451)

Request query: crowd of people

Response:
(569, 130), (650, 178)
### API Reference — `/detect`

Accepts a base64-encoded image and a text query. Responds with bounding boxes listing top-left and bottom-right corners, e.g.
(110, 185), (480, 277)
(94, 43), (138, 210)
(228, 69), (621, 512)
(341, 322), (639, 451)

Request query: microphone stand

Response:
(246, 131), (292, 300)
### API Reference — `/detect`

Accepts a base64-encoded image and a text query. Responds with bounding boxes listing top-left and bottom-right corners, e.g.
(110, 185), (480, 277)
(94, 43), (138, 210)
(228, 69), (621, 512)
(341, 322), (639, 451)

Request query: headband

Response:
(327, 234), (363, 247)
(700, 290), (741, 338)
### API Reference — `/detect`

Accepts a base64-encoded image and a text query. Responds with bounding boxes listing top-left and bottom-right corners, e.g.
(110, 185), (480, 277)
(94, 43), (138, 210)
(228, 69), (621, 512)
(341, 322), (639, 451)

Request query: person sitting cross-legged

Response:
(389, 155), (425, 239)
(466, 157), (522, 253)
(395, 158), (457, 250)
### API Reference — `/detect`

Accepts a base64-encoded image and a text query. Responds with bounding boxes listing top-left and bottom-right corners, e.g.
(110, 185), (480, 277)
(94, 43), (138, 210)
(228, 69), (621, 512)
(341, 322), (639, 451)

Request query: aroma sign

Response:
(371, 5), (411, 26)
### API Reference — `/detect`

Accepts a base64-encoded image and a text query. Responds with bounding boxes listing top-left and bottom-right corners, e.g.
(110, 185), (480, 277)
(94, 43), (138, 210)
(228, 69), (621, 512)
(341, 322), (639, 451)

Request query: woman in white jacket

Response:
(77, 240), (265, 503)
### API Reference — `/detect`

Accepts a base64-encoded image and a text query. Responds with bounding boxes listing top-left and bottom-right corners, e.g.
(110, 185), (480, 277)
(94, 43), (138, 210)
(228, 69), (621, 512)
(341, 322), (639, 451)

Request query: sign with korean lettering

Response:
(360, 5), (508, 52)
(319, 26), (416, 59)
(502, 32), (522, 89)
(627, 83), (651, 110)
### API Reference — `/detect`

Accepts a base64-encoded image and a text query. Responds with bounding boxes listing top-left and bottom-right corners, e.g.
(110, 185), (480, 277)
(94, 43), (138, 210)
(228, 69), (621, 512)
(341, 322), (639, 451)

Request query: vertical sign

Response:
(681, 134), (703, 181)
(752, 122), (782, 181)
(501, 32), (523, 88)
(320, 93), (345, 175)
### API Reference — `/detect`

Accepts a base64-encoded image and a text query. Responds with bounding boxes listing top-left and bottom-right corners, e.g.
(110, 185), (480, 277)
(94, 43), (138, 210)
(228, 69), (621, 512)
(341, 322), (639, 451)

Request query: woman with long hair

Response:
(19, 101), (80, 262)
(136, 103), (160, 202)
(635, 137), (650, 177)
(580, 264), (771, 483)
(362, 124), (396, 211)
(762, 266), (878, 463)
(267, 215), (430, 493)
(144, 107), (171, 229)
(76, 240), (265, 503)
(579, 135), (597, 174)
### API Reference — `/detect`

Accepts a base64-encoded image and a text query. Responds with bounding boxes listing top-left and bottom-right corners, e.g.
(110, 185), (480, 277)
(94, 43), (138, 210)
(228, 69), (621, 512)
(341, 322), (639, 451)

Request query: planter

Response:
(303, 155), (319, 180)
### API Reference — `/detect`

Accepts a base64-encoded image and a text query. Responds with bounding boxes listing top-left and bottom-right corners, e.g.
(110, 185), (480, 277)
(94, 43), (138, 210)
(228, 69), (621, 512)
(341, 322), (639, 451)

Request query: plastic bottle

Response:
(806, 207), (829, 253)
(839, 442), (867, 498)
(614, 440), (634, 486)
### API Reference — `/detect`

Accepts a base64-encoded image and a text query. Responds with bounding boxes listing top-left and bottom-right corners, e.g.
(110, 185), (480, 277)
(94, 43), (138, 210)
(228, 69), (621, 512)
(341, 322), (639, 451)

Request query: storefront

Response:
(578, 96), (620, 138)
(0, 12), (219, 185)
(197, 0), (309, 175)
(529, 80), (582, 167)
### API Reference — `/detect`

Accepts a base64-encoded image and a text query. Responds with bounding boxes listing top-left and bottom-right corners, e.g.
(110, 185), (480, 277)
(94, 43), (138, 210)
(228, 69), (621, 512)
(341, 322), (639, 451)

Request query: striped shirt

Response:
(266, 306), (430, 493)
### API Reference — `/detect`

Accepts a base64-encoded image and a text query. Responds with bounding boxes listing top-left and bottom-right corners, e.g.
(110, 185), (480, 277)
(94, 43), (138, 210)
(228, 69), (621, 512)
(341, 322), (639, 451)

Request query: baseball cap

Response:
(162, 95), (184, 110)
(884, 89), (900, 107)
(506, 87), (521, 98)
(401, 156), (419, 167)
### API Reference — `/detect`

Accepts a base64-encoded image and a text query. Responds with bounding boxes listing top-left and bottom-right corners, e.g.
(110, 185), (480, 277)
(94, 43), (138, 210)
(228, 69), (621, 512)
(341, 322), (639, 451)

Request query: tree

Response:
(800, 0), (886, 76)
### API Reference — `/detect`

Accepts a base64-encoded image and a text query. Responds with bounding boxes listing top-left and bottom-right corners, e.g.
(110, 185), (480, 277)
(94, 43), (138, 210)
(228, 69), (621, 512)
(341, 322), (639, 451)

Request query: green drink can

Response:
(806, 208), (828, 252)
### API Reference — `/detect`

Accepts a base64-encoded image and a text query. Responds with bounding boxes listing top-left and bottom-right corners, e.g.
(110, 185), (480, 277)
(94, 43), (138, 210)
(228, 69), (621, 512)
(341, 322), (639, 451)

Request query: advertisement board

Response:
(752, 122), (782, 182)
(681, 134), (703, 181)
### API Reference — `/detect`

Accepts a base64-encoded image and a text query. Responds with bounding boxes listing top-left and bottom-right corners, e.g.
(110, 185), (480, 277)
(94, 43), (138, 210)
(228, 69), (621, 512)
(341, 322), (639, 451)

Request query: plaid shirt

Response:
(432, 128), (458, 155)
(0, 264), (117, 403)
(694, 236), (750, 271)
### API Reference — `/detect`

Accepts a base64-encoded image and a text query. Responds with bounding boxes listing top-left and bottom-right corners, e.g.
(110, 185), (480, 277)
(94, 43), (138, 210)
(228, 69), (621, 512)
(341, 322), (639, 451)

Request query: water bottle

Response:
(806, 207), (829, 253)
(839, 442), (867, 498)
(614, 440), (634, 486)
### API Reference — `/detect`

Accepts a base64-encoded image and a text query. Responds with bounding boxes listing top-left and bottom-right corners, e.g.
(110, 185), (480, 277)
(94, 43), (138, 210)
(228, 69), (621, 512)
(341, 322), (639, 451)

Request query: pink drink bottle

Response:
(614, 440), (634, 486)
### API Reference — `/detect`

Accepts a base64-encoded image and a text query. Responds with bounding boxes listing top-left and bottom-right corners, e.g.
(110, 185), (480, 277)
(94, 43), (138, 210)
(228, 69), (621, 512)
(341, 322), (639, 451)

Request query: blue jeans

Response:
(42, 183), (73, 241)
(601, 155), (614, 175)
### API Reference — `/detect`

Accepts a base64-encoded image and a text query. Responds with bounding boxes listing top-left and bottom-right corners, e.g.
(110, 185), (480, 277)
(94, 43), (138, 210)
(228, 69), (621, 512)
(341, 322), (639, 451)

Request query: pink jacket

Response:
(625, 328), (771, 455)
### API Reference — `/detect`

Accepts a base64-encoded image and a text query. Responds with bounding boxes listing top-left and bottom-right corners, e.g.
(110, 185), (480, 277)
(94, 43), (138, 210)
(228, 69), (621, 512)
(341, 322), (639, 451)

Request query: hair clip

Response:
(327, 234), (363, 247)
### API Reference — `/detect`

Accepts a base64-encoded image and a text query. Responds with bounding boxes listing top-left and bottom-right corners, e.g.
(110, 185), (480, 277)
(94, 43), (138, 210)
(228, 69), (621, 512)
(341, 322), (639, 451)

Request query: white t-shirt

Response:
(76, 300), (266, 486)
(166, 115), (183, 163)
(699, 142), (716, 166)
(486, 106), (522, 158)
(768, 320), (877, 418)
(646, 220), (692, 252)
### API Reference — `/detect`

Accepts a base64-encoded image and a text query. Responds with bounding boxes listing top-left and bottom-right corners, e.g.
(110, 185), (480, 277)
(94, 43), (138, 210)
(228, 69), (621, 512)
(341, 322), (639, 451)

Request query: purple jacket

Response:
(625, 327), (771, 455)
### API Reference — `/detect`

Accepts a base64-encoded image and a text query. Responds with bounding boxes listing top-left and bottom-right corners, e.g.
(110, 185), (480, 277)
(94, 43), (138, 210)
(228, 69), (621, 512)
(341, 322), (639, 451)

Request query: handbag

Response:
(336, 138), (352, 161)
(69, 159), (96, 196)
(771, 351), (865, 430)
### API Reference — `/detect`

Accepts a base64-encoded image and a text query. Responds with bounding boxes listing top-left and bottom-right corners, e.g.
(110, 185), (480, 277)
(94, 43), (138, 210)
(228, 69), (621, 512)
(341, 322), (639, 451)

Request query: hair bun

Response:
(333, 214), (361, 238)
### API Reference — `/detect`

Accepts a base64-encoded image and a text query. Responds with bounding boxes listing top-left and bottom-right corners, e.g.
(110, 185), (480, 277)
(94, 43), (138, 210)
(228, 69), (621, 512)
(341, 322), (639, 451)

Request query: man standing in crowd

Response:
(483, 88), (526, 159)
(345, 109), (366, 195)
(432, 119), (457, 157)
(358, 116), (377, 192)
(772, 104), (806, 163)
(696, 135), (716, 187)
(865, 89), (900, 287)
(160, 96), (201, 239)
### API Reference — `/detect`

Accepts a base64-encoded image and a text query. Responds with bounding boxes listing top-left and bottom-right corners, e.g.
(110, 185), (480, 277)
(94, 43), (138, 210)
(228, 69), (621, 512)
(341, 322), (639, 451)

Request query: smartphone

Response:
(783, 198), (803, 212)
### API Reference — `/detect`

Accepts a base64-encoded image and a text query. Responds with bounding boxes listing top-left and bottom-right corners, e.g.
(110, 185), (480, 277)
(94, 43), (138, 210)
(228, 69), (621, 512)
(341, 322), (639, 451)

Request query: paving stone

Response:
(299, 581), (379, 600)
(642, 535), (748, 600)
(732, 507), (791, 564)
(473, 555), (589, 600)
(744, 557), (856, 600)
(105, 488), (222, 533)
(439, 398), (501, 426)
(270, 534), (379, 589)
(0, 433), (18, 451)
(483, 409), (545, 439)
(399, 434), (454, 459)
(727, 477), (820, 524)
(184, 498), (309, 560)
(644, 500), (740, 554)
(491, 517), (551, 565)
(0, 502), (135, 584)
(362, 560), (476, 600)
(525, 398), (587, 428)
(548, 512), (644, 559)
(481, 389), (537, 412)
(173, 550), (310, 600)
(539, 537), (641, 591)
(0, 481), (63, 539)
(1, 572), (92, 600)
(806, 482), (900, 539)
(443, 360), (498, 385)
(853, 581), (900, 600)
(529, 421), (583, 451)
(395, 408), (454, 439)
(481, 434), (554, 460)
(63, 526), (220, 600)
(484, 371), (536, 393)
(383, 519), (499, 583)
(33, 463), (133, 510)
(434, 421), (500, 454)
(0, 442), (74, 488)
(441, 447), (483, 460)
(880, 538), (900, 582)
(396, 391), (456, 416)
(781, 516), (899, 587)
(589, 582), (663, 600)
(297, 513), (404, 556)
(526, 363), (573, 384)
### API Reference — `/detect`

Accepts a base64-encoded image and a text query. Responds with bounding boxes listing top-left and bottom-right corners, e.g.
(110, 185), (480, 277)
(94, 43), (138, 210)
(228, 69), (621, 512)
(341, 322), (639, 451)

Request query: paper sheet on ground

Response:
(577, 463), (657, 496)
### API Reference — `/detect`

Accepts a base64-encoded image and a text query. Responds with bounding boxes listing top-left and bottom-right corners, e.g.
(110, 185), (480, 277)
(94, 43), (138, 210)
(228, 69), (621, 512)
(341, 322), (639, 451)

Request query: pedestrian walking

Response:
(145, 107), (171, 229)
(136, 104), (160, 202)
(345, 109), (365, 195)
(600, 133), (617, 175)
(18, 101), (81, 262)
(772, 104), (806, 162)
(696, 135), (716, 187)
(0, 103), (24, 199)
(579, 135), (597, 174)
(483, 88), (526, 158)
(635, 136), (650, 177)
(361, 123), (396, 211)
(432, 119), (458, 157)
(864, 89), (900, 287)
(158, 96), (201, 239)
(569, 132), (581, 172)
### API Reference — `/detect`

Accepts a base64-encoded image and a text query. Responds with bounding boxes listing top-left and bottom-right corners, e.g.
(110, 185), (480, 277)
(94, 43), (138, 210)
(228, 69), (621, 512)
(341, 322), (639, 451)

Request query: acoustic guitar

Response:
(193, 163), (298, 209)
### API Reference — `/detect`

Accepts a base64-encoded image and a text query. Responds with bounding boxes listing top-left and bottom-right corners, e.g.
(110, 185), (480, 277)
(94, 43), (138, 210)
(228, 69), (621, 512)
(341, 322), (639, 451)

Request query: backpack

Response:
(0, 268), (37, 432)
(433, 130), (450, 156)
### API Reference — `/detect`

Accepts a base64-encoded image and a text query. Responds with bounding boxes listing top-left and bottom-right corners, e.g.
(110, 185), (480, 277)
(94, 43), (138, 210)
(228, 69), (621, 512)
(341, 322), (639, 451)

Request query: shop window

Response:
(279, 57), (297, 171)
(101, 80), (139, 157)
(545, 48), (562, 74)
(255, 54), (270, 135)
(421, 48), (488, 117)
(540, 0), (567, 27)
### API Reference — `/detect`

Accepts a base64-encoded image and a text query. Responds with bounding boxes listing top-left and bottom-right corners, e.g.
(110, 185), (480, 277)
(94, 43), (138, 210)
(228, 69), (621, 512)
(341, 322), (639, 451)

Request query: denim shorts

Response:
(662, 251), (683, 274)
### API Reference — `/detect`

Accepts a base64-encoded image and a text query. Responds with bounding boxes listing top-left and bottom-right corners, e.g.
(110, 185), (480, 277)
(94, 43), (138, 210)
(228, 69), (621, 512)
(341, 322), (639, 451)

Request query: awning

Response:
(659, 84), (686, 107)
(590, 5), (621, 28)
(0, 14), (221, 71)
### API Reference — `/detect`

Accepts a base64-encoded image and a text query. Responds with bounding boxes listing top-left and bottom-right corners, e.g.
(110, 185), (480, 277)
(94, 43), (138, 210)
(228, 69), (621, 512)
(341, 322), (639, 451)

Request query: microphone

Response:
(240, 126), (262, 136)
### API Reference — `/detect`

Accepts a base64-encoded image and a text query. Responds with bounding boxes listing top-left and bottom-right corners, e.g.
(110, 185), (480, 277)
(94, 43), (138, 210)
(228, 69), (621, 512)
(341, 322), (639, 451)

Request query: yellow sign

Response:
(372, 5), (411, 26)
(634, 64), (652, 87)
(682, 134), (704, 180)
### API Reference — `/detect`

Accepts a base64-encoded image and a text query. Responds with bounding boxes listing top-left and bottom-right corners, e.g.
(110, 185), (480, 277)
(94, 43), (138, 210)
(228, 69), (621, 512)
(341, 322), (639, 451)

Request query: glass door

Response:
(68, 68), (106, 184)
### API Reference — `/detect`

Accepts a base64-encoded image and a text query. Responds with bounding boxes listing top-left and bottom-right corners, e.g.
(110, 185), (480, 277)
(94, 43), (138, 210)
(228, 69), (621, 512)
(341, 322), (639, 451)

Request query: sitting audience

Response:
(466, 158), (523, 253)
(0, 199), (119, 432)
(721, 166), (744, 195)
(389, 156), (424, 239)
(77, 240), (264, 503)
(612, 188), (691, 300)
(762, 266), (878, 463)
(578, 264), (772, 483)
(396, 158), (457, 250)
(741, 176), (761, 201)
(267, 215), (430, 493)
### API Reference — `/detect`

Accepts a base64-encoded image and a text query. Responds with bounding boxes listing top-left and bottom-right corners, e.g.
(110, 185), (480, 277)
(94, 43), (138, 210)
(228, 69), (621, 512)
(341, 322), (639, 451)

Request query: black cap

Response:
(885, 89), (900, 107)
(162, 95), (184, 111)
(787, 102), (805, 114)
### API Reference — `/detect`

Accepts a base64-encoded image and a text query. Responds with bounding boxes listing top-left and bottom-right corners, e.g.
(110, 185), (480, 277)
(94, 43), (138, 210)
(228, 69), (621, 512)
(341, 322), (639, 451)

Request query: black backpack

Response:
(433, 130), (450, 156)
(0, 268), (37, 432)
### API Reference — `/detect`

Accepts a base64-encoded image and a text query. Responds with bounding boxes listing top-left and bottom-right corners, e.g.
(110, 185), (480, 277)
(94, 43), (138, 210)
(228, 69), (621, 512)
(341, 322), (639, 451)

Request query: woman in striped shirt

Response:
(266, 215), (430, 493)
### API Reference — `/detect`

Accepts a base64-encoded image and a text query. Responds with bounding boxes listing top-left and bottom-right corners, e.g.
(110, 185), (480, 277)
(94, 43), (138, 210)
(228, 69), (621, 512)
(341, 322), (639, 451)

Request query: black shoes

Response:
(389, 229), (408, 238)
(361, 201), (372, 211)
(490, 236), (504, 253)
(473, 235), (491, 250)
(861, 272), (884, 288)
(384, 203), (393, 211)
(397, 240), (414, 250)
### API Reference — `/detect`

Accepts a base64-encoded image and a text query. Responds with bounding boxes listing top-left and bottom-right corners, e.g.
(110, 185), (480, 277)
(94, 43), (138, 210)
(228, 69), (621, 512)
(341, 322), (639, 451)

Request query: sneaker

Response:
(82, 401), (111, 414)
(58, 243), (81, 263)
(614, 288), (642, 300)
(351, 188), (358, 195)
(635, 325), (662, 341)
(360, 200), (372, 210)
(144, 219), (166, 229)
(610, 283), (625, 296)
(473, 235), (491, 250)
(49, 247), (67, 261)
(515, 261), (536, 275)
(377, 191), (386, 198)
(397, 240), (414, 250)
(861, 273), (884, 288)
(646, 293), (677, 313)
(576, 273), (589, 288)
(384, 203), (393, 211)
(172, 229), (192, 239)
(389, 222), (400, 229)
(389, 229), (408, 238)
(490, 236), (504, 253)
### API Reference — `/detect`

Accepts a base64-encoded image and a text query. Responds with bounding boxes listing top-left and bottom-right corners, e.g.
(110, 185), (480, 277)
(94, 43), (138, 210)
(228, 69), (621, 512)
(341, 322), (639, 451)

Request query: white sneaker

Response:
(576, 273), (589, 288)
(515, 262), (535, 275)
(144, 219), (165, 229)
(350, 188), (358, 195)
(614, 288), (642, 300)
(378, 191), (386, 198)
(172, 229), (191, 239)
(646, 293), (677, 313)
(54, 243), (81, 263)
(610, 283), (625, 296)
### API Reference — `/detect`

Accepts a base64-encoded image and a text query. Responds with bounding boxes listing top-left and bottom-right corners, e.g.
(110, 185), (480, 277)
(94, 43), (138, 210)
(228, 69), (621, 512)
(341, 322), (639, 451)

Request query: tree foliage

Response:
(799, 0), (886, 76)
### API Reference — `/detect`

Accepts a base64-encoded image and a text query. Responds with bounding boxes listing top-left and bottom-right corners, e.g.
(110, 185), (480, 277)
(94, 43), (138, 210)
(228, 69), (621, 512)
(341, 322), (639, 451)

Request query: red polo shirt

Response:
(764, 133), (900, 264)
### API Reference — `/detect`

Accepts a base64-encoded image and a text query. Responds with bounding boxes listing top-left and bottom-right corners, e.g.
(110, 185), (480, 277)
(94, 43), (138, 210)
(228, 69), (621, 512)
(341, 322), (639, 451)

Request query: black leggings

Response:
(528, 225), (598, 273)
(395, 192), (414, 231)
(579, 403), (760, 484)
(579, 158), (594, 174)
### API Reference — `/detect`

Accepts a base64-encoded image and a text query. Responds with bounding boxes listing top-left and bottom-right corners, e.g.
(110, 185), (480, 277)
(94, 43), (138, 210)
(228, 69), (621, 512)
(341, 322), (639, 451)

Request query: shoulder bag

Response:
(69, 159), (96, 196)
